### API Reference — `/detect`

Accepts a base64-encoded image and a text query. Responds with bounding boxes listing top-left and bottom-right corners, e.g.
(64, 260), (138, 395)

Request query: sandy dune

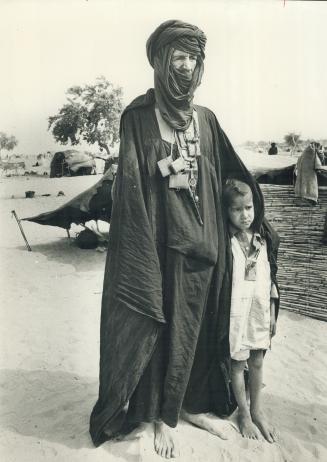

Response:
(0, 175), (326, 461)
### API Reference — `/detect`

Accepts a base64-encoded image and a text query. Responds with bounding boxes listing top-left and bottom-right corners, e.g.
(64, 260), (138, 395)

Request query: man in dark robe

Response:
(268, 143), (278, 155)
(89, 19), (270, 458)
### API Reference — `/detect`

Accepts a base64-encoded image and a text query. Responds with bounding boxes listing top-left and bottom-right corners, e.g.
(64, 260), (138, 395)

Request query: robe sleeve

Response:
(106, 110), (165, 323)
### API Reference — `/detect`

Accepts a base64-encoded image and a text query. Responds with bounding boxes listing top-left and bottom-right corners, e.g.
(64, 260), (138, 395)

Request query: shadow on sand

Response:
(0, 368), (139, 460)
(0, 368), (98, 449)
(17, 237), (106, 273)
(1, 368), (326, 458)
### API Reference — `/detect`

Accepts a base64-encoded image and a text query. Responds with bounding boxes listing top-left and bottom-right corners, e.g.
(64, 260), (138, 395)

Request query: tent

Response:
(23, 168), (114, 230)
(50, 150), (96, 178)
(237, 149), (297, 184)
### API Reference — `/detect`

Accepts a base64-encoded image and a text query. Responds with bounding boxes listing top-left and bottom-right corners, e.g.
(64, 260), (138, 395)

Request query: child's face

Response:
(227, 192), (254, 231)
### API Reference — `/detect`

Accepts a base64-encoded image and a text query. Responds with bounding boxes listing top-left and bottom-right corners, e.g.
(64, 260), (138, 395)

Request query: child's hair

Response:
(222, 179), (253, 207)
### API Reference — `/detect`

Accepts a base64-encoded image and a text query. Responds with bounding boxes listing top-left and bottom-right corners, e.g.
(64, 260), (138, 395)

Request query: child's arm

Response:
(270, 297), (277, 338)
(270, 283), (278, 337)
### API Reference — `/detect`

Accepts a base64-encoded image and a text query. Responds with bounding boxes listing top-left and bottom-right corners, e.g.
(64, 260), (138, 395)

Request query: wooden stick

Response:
(11, 210), (32, 251)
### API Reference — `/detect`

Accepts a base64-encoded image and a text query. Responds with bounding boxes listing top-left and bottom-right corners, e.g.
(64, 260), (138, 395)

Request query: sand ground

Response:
(0, 175), (326, 462)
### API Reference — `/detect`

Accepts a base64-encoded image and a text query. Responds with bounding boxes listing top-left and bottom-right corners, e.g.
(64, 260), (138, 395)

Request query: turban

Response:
(146, 19), (207, 68)
(146, 20), (207, 131)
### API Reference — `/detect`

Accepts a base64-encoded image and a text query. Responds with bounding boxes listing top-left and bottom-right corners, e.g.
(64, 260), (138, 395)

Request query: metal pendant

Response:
(189, 176), (197, 189)
(187, 143), (198, 158)
(245, 258), (257, 281)
(170, 157), (186, 174)
(169, 173), (190, 189)
(157, 155), (173, 177)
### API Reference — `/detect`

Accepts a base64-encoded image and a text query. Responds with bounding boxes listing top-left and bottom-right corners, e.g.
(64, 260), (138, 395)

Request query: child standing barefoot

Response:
(223, 179), (279, 443)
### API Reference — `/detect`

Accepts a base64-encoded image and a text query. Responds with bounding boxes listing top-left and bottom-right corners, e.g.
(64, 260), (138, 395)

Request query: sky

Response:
(1, 0), (327, 156)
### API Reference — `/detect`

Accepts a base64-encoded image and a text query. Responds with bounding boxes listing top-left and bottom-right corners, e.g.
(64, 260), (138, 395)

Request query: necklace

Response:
(157, 112), (203, 225)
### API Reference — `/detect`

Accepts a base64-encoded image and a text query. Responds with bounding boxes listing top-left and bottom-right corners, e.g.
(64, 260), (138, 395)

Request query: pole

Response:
(11, 210), (32, 251)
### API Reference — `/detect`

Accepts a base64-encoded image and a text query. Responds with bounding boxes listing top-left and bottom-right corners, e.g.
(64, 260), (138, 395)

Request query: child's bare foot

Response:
(251, 410), (277, 443)
(154, 421), (179, 458)
(238, 411), (261, 440)
(181, 410), (229, 439)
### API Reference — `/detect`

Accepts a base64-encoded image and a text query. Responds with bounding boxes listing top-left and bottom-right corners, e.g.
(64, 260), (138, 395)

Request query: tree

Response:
(0, 132), (18, 158)
(284, 132), (301, 153)
(48, 76), (124, 155)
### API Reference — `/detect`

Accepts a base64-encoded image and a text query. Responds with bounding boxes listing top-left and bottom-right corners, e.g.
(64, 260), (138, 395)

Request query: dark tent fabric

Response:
(23, 170), (113, 229)
(237, 149), (297, 184)
(50, 152), (70, 178)
(317, 166), (327, 179)
(235, 150), (327, 185)
(50, 150), (95, 178)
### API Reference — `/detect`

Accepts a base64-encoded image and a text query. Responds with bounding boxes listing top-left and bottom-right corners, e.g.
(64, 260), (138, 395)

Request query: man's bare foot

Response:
(154, 421), (179, 459)
(251, 410), (277, 443)
(238, 411), (261, 440)
(181, 410), (229, 440)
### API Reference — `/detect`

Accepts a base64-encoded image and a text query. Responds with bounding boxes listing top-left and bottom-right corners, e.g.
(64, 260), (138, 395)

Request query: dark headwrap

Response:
(146, 20), (207, 131)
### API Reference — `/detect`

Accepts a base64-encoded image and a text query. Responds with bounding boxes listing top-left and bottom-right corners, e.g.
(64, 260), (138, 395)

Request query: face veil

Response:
(146, 20), (207, 131)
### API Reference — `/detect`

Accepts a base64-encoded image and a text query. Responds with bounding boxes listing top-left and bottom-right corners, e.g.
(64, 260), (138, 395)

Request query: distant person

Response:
(295, 142), (322, 203)
(223, 179), (280, 443)
(268, 142), (278, 155)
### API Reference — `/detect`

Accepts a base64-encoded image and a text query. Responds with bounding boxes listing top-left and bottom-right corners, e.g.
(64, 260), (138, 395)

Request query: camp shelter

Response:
(237, 149), (297, 184)
(261, 184), (327, 322)
(0, 159), (26, 175)
(238, 149), (327, 185)
(24, 168), (114, 230)
(50, 150), (96, 178)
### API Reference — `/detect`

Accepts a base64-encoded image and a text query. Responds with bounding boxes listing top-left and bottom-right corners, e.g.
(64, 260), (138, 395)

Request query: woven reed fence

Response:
(261, 185), (327, 321)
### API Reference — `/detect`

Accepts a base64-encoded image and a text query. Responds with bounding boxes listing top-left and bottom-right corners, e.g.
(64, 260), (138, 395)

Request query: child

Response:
(223, 179), (279, 443)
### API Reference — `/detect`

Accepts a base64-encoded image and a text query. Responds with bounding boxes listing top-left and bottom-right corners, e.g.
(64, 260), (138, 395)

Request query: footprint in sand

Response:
(308, 424), (317, 435)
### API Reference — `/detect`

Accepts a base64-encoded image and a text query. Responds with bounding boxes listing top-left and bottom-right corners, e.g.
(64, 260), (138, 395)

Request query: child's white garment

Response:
(229, 235), (271, 361)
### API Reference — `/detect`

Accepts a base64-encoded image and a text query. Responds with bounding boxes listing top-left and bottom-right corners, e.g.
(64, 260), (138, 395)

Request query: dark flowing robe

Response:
(89, 89), (271, 447)
(295, 145), (321, 203)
